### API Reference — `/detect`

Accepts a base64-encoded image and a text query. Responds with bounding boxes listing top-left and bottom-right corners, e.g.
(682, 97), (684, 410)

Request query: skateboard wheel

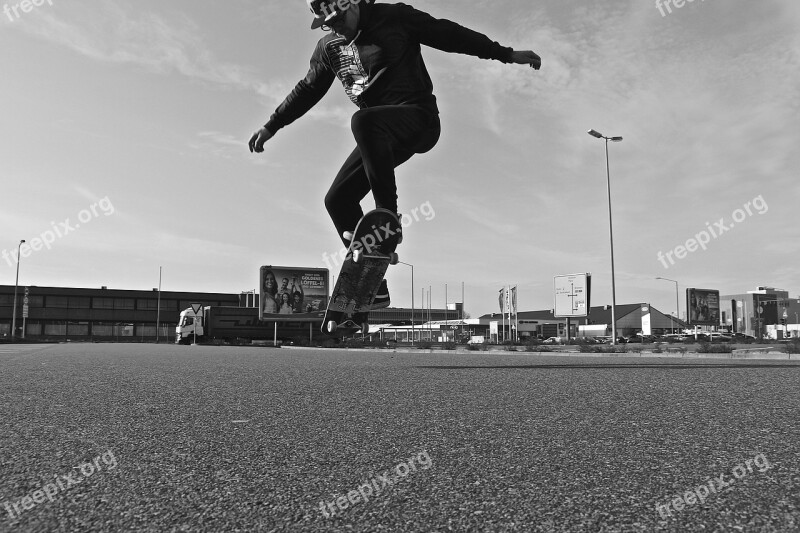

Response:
(388, 252), (399, 265)
(326, 321), (338, 334)
(353, 249), (363, 264)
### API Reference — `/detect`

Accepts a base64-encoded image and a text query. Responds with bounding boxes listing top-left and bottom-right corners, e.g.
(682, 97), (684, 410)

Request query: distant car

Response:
(542, 336), (563, 345)
(626, 334), (655, 343)
(731, 332), (757, 341)
(709, 333), (732, 342)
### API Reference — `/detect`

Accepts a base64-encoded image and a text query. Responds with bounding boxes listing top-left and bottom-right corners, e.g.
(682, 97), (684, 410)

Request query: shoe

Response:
(370, 279), (390, 309)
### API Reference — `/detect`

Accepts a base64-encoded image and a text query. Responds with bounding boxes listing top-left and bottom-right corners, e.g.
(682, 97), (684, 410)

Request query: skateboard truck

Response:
(325, 318), (368, 335)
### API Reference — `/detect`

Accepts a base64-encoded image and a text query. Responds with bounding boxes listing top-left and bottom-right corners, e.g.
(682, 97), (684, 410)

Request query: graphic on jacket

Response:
(328, 36), (371, 104)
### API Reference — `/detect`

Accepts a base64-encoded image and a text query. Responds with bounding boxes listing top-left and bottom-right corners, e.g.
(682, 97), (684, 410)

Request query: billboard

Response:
(686, 288), (720, 326)
(554, 273), (591, 318)
(260, 266), (329, 322)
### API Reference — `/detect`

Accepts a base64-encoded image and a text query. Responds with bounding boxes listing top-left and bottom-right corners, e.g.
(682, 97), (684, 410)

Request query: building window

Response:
(67, 322), (89, 336)
(137, 299), (159, 310)
(93, 298), (115, 309)
(92, 323), (114, 336)
(44, 321), (67, 335)
(46, 296), (70, 308)
(114, 299), (135, 310)
(70, 297), (91, 309)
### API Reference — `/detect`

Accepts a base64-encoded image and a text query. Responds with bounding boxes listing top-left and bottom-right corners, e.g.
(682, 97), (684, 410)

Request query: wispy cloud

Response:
(7, 2), (274, 97)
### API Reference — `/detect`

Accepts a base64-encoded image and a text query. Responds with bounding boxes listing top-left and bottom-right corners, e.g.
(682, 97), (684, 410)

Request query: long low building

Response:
(478, 304), (687, 341)
(0, 285), (460, 342)
(370, 304), (686, 343)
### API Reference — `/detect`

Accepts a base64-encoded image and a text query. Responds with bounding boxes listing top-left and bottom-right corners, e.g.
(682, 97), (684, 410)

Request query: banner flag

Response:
(511, 286), (518, 315)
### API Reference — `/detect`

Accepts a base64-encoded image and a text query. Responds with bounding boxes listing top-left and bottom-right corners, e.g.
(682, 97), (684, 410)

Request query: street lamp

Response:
(11, 239), (26, 342)
(655, 277), (679, 334)
(588, 129), (622, 345)
(398, 261), (414, 345)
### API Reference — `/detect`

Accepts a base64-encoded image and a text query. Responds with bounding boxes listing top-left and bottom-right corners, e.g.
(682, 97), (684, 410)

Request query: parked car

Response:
(542, 336), (564, 345)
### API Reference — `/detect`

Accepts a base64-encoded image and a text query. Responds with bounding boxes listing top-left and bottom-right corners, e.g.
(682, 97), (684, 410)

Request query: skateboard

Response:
(322, 209), (401, 337)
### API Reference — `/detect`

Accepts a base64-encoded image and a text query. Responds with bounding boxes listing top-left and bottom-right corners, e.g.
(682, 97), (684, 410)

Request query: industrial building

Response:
(0, 284), (460, 342)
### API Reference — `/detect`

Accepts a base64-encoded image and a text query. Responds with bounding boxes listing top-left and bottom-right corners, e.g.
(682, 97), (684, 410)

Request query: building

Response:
(0, 284), (460, 342)
(720, 287), (800, 339)
(374, 303), (686, 343)
(479, 303), (686, 340)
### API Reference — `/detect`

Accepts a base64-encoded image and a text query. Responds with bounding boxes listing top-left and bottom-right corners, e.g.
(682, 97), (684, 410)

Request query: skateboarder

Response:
(249, 0), (541, 307)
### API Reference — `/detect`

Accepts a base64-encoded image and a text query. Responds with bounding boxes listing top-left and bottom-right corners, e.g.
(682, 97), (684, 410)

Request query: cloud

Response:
(7, 3), (274, 97)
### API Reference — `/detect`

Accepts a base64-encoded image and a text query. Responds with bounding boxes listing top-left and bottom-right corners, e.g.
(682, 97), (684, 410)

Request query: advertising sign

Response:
(260, 266), (329, 322)
(554, 273), (591, 318)
(686, 288), (721, 326)
(641, 306), (652, 336)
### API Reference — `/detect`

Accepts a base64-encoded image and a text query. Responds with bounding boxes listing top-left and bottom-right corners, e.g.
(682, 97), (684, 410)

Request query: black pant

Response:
(324, 104), (441, 246)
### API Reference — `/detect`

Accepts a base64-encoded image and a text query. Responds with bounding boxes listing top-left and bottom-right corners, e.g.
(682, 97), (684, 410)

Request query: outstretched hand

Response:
(510, 50), (541, 70)
(248, 127), (274, 153)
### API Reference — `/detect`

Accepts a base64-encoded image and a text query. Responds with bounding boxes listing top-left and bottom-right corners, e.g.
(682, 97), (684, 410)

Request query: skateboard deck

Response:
(322, 209), (401, 337)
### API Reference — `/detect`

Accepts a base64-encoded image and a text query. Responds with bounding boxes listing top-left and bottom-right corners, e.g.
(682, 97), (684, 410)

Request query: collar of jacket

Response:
(356, 0), (374, 31)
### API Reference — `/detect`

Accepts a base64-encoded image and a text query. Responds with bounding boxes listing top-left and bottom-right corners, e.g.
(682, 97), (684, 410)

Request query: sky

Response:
(1, 0), (798, 320)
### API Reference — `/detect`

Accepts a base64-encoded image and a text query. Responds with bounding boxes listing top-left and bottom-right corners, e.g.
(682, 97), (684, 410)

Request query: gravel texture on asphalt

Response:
(1, 343), (798, 532)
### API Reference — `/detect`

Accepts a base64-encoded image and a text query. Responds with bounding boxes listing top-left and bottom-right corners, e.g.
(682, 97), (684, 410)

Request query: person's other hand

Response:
(510, 50), (541, 70)
(248, 127), (274, 153)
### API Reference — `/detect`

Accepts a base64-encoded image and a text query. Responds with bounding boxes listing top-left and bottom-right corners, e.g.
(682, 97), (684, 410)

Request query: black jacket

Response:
(264, 2), (513, 134)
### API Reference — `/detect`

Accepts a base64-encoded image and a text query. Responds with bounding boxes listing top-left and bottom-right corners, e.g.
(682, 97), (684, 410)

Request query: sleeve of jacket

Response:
(396, 3), (514, 63)
(264, 40), (336, 134)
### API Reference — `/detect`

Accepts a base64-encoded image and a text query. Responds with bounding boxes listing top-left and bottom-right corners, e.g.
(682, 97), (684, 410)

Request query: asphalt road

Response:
(1, 344), (798, 532)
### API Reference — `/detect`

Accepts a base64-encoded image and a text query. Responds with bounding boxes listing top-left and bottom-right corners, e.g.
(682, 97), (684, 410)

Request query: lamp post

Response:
(11, 239), (26, 342)
(588, 130), (622, 345)
(398, 261), (414, 345)
(655, 277), (679, 334)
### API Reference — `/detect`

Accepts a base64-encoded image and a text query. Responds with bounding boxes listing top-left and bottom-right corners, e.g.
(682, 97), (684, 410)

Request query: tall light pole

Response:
(655, 277), (679, 334)
(588, 129), (622, 345)
(11, 239), (26, 342)
(398, 261), (414, 345)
